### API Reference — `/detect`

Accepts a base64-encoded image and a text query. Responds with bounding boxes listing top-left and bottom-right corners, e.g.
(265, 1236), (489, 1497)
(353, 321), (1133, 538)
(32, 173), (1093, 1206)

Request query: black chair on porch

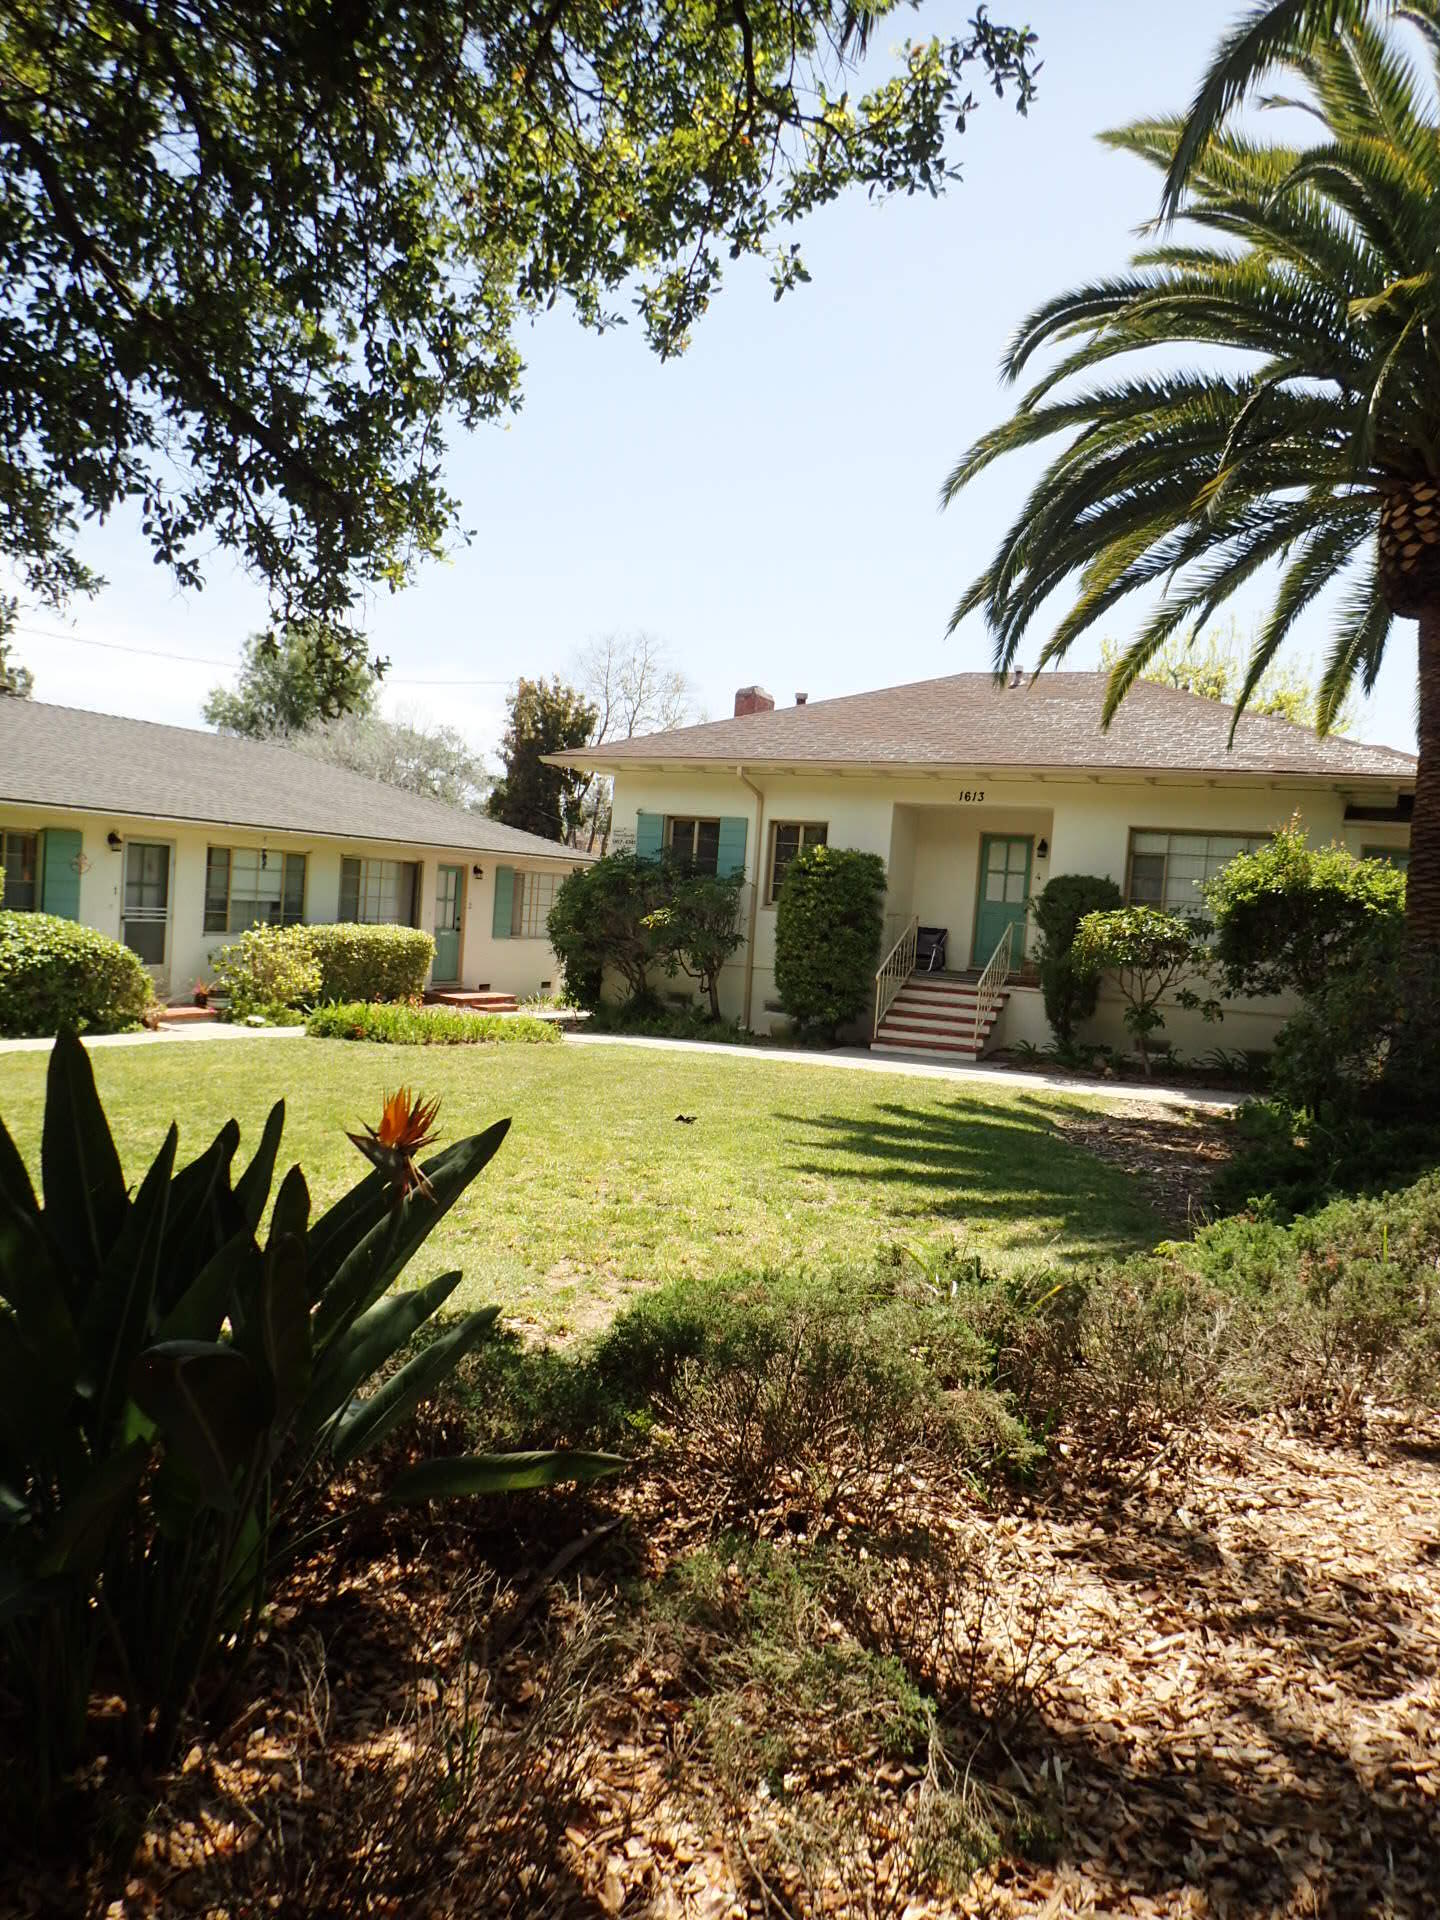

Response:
(915, 925), (948, 973)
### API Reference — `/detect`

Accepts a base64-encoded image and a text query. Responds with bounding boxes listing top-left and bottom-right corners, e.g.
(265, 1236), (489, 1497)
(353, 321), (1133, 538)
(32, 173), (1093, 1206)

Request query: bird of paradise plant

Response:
(347, 1086), (443, 1207)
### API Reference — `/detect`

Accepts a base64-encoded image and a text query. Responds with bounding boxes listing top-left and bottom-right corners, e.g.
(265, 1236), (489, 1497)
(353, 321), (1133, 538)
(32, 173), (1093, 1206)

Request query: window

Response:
(667, 817), (721, 874)
(339, 857), (419, 926)
(768, 821), (827, 903)
(511, 870), (560, 938)
(203, 846), (307, 933)
(1, 830), (39, 911)
(1126, 830), (1268, 915)
(1362, 845), (1410, 872)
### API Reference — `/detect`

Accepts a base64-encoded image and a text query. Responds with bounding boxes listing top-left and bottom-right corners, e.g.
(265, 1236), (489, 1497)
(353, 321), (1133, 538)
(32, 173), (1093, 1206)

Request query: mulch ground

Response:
(17, 1412), (1438, 1920)
(1049, 1102), (1235, 1233)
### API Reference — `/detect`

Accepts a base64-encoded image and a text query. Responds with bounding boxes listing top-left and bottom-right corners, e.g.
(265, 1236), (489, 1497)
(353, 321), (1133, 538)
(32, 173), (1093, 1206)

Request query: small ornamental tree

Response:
(546, 852), (666, 1008)
(1031, 872), (1123, 1046)
(1072, 906), (1219, 1075)
(645, 867), (746, 1019)
(775, 846), (887, 1041)
(1204, 821), (1406, 1002)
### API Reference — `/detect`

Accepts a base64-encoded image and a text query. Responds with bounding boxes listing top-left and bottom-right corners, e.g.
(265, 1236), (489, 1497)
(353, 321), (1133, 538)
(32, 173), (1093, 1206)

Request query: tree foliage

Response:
(1072, 906), (1218, 1073)
(204, 626), (377, 738)
(0, 596), (32, 697)
(486, 677), (597, 843)
(1097, 624), (1354, 732)
(645, 867), (747, 1019)
(545, 852), (667, 1007)
(1030, 872), (1122, 1046)
(294, 710), (489, 810)
(943, 10), (1440, 952)
(774, 845), (887, 1039)
(0, 0), (1037, 665)
(1204, 820), (1406, 1001)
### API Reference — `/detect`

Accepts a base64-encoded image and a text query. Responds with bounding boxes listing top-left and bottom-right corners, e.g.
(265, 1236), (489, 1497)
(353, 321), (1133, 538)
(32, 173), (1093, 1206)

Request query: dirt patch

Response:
(1051, 1099), (1235, 1232)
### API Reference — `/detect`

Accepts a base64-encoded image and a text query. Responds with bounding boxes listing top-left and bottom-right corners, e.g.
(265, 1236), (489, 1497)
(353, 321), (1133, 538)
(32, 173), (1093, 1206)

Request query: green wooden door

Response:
(433, 865), (463, 983)
(972, 835), (1032, 966)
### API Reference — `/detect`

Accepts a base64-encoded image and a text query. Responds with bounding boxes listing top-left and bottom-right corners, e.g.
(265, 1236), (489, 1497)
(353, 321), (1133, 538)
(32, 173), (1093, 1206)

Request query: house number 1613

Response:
(956, 789), (986, 803)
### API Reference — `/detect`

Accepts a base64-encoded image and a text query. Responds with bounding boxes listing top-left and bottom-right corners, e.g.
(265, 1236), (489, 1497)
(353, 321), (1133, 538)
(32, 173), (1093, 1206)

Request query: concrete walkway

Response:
(0, 1019), (1242, 1113)
(569, 1030), (1243, 1112)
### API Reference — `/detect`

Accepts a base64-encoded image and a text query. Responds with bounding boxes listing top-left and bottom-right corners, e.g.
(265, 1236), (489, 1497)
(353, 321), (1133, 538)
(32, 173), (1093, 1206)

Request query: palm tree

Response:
(945, 9), (1440, 953)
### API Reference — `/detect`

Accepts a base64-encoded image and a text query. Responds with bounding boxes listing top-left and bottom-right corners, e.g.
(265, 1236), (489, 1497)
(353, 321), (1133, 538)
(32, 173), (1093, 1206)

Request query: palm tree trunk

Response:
(1409, 603), (1440, 960)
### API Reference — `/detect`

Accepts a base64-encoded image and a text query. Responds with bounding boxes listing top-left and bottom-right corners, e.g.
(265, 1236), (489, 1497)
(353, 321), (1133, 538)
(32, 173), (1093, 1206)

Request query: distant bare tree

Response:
(293, 708), (491, 811)
(574, 632), (700, 850)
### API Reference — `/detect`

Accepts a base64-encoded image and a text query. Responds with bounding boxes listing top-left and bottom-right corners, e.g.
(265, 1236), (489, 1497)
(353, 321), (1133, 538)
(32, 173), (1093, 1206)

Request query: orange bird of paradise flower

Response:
(346, 1088), (442, 1207)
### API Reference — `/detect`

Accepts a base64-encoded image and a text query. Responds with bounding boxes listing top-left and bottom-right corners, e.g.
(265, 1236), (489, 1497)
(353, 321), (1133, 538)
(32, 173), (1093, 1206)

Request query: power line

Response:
(9, 622), (511, 686)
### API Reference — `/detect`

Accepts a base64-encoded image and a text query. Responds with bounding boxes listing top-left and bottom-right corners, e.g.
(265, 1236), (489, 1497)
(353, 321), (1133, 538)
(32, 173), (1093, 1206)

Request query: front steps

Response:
(425, 988), (520, 1014)
(872, 971), (1008, 1063)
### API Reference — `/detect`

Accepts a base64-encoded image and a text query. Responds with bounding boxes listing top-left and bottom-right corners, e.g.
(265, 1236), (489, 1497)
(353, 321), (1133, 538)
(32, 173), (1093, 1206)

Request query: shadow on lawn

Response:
(778, 1093), (1165, 1257)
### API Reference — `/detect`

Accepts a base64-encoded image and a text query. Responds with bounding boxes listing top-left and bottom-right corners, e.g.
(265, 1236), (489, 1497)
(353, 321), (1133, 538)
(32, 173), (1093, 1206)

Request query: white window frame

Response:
(1, 828), (41, 911)
(339, 857), (420, 927)
(204, 846), (307, 934)
(511, 869), (561, 939)
(665, 816), (722, 874)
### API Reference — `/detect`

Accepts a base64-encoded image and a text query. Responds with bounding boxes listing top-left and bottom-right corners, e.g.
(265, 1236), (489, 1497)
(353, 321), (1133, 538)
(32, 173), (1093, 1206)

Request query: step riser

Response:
(872, 1042), (982, 1061)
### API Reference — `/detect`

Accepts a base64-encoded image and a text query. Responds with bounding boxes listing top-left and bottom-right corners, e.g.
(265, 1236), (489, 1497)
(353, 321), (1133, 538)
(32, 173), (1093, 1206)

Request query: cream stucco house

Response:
(0, 702), (587, 1003)
(550, 673), (1415, 1060)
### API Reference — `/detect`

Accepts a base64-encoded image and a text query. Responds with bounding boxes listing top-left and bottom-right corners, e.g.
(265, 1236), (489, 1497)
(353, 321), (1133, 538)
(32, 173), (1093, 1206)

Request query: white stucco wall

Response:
(0, 804), (579, 1002)
(607, 768), (1411, 1055)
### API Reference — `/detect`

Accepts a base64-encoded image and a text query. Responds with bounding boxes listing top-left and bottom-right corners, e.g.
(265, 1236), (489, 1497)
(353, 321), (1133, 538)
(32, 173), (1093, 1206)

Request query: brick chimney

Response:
(795, 692), (808, 706)
(734, 685), (775, 717)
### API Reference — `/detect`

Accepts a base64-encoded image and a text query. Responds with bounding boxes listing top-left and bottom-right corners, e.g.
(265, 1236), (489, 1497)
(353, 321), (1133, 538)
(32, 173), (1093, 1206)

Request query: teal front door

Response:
(433, 865), (463, 983)
(972, 835), (1032, 966)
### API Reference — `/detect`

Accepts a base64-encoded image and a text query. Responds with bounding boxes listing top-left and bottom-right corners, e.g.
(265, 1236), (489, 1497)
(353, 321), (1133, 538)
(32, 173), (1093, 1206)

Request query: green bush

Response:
(644, 866), (747, 1018)
(212, 922), (322, 1016)
(0, 1035), (620, 1807)
(1205, 820), (1406, 1001)
(302, 921), (436, 1002)
(774, 845), (886, 1040)
(1030, 873), (1122, 1045)
(308, 1001), (560, 1044)
(1072, 904), (1218, 1073)
(586, 999), (757, 1044)
(546, 852), (667, 1009)
(0, 909), (153, 1036)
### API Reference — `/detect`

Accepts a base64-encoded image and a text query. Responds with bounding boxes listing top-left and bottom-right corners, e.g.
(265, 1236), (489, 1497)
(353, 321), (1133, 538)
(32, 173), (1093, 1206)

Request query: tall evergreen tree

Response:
(486, 678), (597, 843)
(204, 626), (377, 738)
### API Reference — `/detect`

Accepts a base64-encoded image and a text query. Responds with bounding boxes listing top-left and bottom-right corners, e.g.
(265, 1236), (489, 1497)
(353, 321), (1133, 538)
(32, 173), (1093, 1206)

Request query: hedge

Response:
(307, 1001), (560, 1045)
(0, 910), (153, 1037)
(774, 845), (887, 1039)
(302, 923), (436, 1003)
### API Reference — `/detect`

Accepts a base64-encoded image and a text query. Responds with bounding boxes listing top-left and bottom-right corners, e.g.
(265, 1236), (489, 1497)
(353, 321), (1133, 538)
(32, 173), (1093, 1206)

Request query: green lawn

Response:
(0, 1037), (1166, 1336)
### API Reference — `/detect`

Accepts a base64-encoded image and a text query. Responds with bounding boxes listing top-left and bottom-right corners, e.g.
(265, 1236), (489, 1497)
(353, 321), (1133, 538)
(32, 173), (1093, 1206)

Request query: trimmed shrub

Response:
(303, 922), (436, 1002)
(1205, 819), (1405, 1001)
(775, 845), (886, 1040)
(1030, 873), (1122, 1045)
(0, 910), (153, 1036)
(212, 923), (322, 1018)
(1072, 905), (1218, 1073)
(308, 1001), (560, 1045)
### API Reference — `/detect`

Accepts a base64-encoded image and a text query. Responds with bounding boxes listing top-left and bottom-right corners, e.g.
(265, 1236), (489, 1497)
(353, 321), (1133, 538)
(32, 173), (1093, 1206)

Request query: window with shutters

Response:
(338, 857), (419, 926)
(1, 831), (40, 910)
(665, 816), (722, 874)
(767, 821), (828, 903)
(1125, 829), (1268, 915)
(511, 870), (561, 938)
(203, 846), (307, 933)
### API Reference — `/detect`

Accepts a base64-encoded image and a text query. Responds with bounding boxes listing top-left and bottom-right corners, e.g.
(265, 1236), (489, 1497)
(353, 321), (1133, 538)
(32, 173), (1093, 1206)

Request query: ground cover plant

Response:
(307, 1002), (559, 1045)
(0, 1041), (1169, 1340)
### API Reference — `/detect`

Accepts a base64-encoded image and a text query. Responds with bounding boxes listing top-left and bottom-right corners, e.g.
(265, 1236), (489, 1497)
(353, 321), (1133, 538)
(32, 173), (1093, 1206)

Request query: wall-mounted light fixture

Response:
(1036, 838), (1049, 859)
(106, 831), (123, 852)
(472, 864), (484, 879)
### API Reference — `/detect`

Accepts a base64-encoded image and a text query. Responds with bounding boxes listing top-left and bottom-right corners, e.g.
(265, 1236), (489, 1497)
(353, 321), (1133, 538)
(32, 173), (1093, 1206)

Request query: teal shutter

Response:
(716, 816), (748, 877)
(41, 828), (82, 920)
(492, 865), (515, 937)
(634, 812), (663, 862)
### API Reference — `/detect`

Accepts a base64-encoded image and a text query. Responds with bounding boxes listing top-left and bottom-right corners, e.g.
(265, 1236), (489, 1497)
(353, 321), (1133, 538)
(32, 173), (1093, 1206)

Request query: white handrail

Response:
(973, 921), (1016, 1050)
(873, 914), (919, 1039)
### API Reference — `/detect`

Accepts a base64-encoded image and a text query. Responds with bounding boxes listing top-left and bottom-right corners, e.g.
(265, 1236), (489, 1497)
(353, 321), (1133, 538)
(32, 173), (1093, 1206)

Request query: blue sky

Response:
(6, 0), (1421, 759)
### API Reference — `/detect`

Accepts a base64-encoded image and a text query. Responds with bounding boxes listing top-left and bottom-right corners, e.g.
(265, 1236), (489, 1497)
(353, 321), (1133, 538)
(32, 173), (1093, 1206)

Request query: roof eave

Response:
(542, 752), (1414, 787)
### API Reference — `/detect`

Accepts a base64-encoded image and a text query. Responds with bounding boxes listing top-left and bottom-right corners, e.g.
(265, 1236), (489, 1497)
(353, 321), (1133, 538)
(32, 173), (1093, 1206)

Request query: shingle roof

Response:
(0, 702), (590, 859)
(550, 672), (1416, 781)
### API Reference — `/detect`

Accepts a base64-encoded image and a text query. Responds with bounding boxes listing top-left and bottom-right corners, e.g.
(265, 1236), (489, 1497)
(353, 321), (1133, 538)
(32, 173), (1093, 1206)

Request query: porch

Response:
(872, 802), (1053, 1061)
